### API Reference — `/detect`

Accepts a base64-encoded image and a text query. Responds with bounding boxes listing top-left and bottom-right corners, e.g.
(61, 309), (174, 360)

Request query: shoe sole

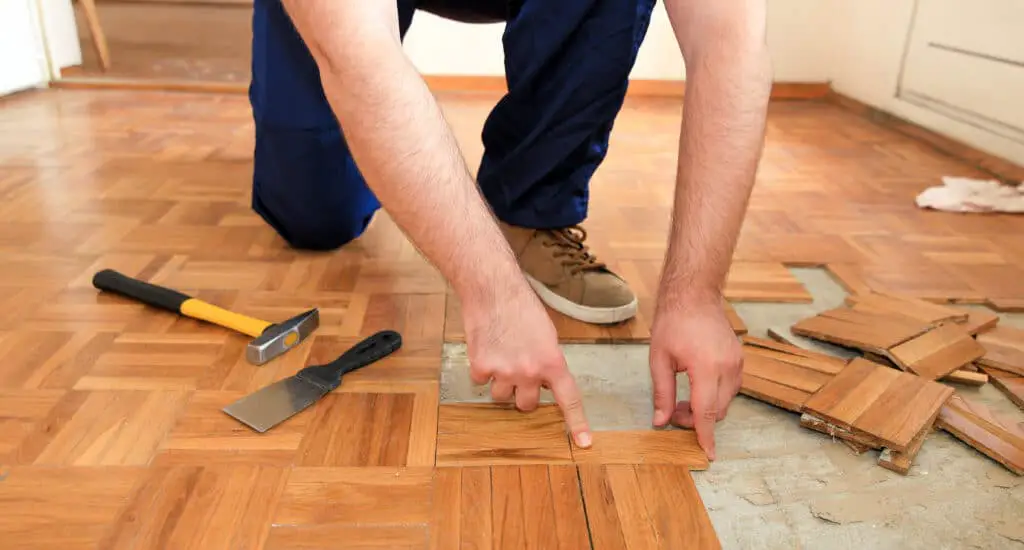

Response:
(524, 273), (639, 325)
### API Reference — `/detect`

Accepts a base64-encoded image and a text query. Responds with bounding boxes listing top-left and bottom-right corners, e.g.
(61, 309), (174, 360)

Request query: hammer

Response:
(92, 269), (319, 365)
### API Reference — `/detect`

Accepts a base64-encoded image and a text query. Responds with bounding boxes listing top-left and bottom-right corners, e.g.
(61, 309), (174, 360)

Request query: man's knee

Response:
(252, 125), (380, 251)
(266, 204), (378, 251)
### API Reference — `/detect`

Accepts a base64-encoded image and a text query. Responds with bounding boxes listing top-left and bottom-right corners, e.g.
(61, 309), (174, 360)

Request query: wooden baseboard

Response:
(52, 76), (249, 94)
(52, 73), (830, 100)
(422, 75), (830, 99)
(825, 90), (1024, 183)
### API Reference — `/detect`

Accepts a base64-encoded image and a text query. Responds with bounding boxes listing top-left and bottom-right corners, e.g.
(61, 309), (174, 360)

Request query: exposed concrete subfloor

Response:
(441, 268), (1024, 549)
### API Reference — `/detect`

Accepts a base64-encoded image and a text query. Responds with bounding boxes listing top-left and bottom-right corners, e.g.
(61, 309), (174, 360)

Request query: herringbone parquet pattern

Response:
(1, 86), (1022, 548)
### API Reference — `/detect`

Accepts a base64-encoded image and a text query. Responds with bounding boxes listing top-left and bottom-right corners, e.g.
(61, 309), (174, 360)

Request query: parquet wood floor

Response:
(2, 86), (1024, 546)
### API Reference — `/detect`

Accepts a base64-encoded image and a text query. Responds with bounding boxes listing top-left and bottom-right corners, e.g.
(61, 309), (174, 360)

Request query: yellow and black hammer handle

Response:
(92, 269), (272, 338)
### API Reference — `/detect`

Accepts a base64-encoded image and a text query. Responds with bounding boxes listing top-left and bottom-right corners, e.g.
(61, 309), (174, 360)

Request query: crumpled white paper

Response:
(915, 176), (1024, 213)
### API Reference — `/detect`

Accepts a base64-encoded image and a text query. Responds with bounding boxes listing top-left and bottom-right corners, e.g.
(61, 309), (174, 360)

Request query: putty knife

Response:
(223, 330), (402, 432)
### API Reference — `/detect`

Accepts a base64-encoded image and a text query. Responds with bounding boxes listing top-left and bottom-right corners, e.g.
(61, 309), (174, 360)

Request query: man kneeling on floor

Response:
(247, 0), (772, 460)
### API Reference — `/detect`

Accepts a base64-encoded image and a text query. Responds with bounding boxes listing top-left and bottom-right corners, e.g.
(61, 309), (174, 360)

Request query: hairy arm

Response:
(659, 0), (772, 306)
(280, 1), (531, 308)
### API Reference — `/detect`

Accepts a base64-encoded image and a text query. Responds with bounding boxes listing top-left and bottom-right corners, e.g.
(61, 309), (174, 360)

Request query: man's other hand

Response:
(649, 296), (743, 460)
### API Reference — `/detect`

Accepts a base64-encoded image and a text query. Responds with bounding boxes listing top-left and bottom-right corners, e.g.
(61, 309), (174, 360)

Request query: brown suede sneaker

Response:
(499, 222), (638, 324)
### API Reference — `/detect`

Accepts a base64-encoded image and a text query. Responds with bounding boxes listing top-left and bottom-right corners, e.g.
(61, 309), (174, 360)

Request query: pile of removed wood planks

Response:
(738, 292), (1024, 476)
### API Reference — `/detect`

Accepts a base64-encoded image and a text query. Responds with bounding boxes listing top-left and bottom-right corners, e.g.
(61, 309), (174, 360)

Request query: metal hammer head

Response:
(245, 308), (320, 365)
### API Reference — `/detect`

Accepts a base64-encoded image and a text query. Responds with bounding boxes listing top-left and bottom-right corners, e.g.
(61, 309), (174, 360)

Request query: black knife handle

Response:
(297, 330), (402, 390)
(93, 268), (192, 313)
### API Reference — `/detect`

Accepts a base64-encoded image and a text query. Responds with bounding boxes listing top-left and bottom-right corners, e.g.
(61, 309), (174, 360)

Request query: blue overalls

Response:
(249, 0), (657, 250)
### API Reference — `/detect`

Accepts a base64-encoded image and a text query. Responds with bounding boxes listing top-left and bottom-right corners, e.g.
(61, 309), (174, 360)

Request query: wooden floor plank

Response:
(802, 358), (953, 453)
(569, 429), (709, 469)
(294, 392), (416, 467)
(153, 390), (309, 466)
(26, 389), (191, 466)
(936, 394), (1024, 475)
(885, 322), (986, 380)
(957, 308), (1000, 336)
(0, 466), (145, 550)
(429, 465), (590, 550)
(101, 465), (288, 550)
(723, 262), (812, 303)
(274, 468), (435, 527)
(844, 292), (968, 325)
(979, 366), (1024, 411)
(977, 325), (1024, 376)
(578, 463), (721, 550)
(435, 403), (573, 466)
(791, 307), (932, 355)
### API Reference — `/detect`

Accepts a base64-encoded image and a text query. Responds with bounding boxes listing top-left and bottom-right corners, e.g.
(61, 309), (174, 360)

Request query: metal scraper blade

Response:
(222, 376), (328, 433)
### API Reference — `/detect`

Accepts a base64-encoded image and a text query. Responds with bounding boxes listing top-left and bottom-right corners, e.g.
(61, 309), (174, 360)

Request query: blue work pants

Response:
(249, 0), (657, 250)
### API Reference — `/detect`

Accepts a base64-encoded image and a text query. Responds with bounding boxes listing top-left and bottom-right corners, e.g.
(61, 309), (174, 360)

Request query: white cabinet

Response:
(0, 0), (49, 97)
(898, 0), (1024, 144)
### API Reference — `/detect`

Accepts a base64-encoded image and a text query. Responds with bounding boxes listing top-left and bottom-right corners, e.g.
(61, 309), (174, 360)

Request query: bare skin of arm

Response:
(279, 1), (593, 447)
(650, 0), (772, 460)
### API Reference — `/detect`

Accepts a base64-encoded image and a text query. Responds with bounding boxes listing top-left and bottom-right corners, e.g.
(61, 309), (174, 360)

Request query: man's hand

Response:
(649, 296), (742, 460)
(652, 0), (770, 460)
(463, 288), (592, 449)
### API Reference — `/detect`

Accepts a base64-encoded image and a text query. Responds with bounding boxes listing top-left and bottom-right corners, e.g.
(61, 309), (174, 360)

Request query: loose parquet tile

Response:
(987, 297), (1024, 312)
(800, 413), (875, 454)
(569, 429), (709, 468)
(429, 465), (591, 550)
(742, 335), (847, 374)
(724, 300), (748, 335)
(958, 308), (1000, 336)
(977, 325), (1024, 376)
(885, 322), (987, 381)
(844, 292), (969, 325)
(99, 465), (288, 549)
(936, 393), (1024, 475)
(979, 366), (1024, 411)
(578, 463), (721, 549)
(803, 408), (935, 474)
(942, 368), (989, 386)
(737, 335), (848, 413)
(878, 424), (933, 476)
(435, 403), (573, 466)
(802, 358), (954, 453)
(791, 306), (933, 355)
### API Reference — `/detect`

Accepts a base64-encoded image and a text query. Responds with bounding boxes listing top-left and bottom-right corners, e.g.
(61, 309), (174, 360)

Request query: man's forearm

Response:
(281, 2), (530, 307)
(659, 1), (772, 306)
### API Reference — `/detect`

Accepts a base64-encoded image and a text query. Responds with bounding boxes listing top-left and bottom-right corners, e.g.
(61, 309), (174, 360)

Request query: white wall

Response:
(0, 0), (50, 96)
(39, 0), (83, 70)
(403, 1), (833, 82)
(828, 0), (1024, 167)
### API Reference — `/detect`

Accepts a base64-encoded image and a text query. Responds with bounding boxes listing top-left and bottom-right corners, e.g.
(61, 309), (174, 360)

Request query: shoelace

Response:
(541, 225), (607, 275)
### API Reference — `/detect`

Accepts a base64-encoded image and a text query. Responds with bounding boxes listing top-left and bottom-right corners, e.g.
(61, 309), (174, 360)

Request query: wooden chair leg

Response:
(77, 0), (111, 70)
